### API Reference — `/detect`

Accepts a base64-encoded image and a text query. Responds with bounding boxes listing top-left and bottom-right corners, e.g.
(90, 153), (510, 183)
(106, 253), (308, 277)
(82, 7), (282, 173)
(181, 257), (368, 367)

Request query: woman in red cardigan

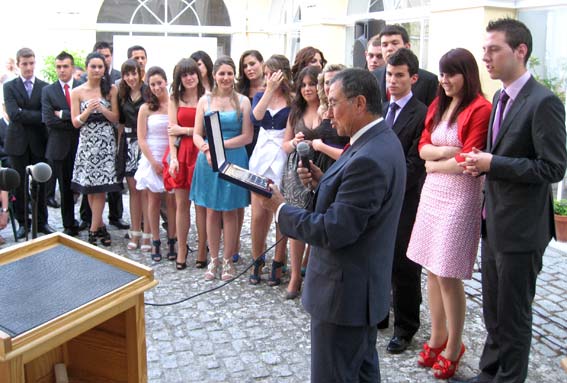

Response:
(407, 48), (492, 380)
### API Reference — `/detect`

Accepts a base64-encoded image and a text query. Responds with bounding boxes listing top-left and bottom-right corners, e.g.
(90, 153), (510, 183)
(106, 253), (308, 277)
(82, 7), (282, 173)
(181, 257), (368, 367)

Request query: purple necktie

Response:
(24, 80), (33, 98)
(385, 102), (399, 128)
(491, 90), (510, 144)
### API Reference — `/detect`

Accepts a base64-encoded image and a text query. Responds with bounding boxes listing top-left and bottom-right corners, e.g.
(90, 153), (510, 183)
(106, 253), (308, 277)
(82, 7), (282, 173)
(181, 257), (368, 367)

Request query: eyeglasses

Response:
(328, 96), (354, 109)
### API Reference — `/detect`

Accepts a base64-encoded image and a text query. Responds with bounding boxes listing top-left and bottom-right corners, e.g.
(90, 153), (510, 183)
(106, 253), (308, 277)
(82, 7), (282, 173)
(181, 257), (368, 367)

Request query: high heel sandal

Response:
(432, 344), (465, 380)
(97, 226), (112, 246)
(195, 244), (208, 268)
(167, 237), (177, 261)
(176, 245), (189, 270)
(267, 260), (285, 287)
(140, 233), (152, 252)
(88, 230), (98, 246)
(221, 258), (236, 281)
(418, 340), (448, 368)
(248, 255), (265, 285)
(151, 239), (162, 262)
(127, 230), (142, 250)
(204, 257), (219, 281)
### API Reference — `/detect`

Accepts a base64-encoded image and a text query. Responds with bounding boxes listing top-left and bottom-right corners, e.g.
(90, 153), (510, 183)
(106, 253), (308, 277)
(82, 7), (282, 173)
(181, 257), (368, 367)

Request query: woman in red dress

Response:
(164, 58), (207, 270)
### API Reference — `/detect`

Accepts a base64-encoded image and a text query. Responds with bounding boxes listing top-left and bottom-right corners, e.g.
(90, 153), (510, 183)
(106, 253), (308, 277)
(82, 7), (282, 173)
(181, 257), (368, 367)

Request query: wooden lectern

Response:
(0, 233), (157, 383)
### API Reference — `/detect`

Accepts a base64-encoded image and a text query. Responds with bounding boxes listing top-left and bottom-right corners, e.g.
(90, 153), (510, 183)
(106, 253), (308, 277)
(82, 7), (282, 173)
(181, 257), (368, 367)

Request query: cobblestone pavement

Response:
(1, 199), (566, 382)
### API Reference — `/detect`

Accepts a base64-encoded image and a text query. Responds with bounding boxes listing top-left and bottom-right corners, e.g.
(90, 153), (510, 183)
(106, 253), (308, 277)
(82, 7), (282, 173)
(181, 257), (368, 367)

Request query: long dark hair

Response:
(85, 52), (111, 99)
(291, 46), (326, 83)
(190, 50), (214, 91)
(289, 66), (320, 128)
(236, 50), (264, 96)
(144, 66), (167, 112)
(433, 48), (483, 127)
(170, 58), (205, 104)
(118, 59), (142, 106)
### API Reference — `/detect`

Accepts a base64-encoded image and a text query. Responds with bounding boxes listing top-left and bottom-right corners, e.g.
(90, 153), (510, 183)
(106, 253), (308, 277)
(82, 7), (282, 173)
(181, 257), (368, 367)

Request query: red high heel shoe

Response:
(432, 343), (465, 379)
(418, 340), (447, 368)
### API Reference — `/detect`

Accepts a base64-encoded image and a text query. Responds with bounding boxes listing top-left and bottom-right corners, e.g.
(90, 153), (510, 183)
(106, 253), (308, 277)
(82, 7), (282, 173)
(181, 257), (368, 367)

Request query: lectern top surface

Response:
(0, 244), (138, 337)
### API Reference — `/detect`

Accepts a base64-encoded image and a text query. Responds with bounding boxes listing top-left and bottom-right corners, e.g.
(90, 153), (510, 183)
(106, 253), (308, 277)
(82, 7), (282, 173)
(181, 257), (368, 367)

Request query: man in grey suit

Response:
(260, 68), (406, 382)
(456, 18), (567, 383)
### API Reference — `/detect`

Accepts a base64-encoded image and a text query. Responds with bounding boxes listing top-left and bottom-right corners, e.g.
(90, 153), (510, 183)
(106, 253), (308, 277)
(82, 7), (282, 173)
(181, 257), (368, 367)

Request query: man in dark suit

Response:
(260, 68), (406, 382)
(456, 18), (567, 383)
(372, 25), (438, 107)
(79, 41), (128, 230)
(127, 45), (147, 80)
(41, 51), (83, 236)
(3, 47), (55, 238)
(381, 48), (427, 354)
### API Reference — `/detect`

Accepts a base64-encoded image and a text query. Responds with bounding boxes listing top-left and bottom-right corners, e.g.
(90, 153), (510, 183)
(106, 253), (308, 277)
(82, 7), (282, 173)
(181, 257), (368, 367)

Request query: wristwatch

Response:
(0, 208), (8, 213)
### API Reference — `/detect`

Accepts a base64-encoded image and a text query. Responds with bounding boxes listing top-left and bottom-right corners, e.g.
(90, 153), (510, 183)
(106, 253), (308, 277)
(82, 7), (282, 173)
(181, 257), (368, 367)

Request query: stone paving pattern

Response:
(1, 200), (566, 382)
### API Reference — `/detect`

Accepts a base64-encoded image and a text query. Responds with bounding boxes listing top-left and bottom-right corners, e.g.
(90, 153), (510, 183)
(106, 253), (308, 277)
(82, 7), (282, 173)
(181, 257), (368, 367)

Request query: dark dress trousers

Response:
(373, 67), (438, 106)
(480, 76), (567, 382)
(3, 77), (49, 227)
(41, 80), (83, 229)
(382, 95), (427, 340)
(278, 121), (406, 382)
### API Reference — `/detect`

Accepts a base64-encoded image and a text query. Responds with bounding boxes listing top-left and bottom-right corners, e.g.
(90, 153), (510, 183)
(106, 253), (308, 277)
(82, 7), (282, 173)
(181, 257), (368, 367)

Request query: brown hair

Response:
(433, 48), (483, 127)
(212, 56), (241, 119)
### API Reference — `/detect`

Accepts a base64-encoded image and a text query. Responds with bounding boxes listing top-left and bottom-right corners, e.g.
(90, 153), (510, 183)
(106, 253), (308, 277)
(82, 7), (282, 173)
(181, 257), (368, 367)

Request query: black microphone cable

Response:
(145, 235), (286, 307)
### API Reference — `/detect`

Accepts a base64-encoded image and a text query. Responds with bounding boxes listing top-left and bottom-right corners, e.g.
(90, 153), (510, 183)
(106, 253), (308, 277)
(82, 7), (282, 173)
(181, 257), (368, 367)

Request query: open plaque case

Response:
(204, 111), (273, 197)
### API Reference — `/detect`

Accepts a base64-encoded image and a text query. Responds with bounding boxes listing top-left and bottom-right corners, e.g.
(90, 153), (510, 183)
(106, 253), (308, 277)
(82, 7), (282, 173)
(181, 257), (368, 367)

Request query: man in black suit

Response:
(3, 47), (55, 238)
(41, 51), (83, 236)
(260, 68), (406, 382)
(372, 25), (438, 107)
(456, 18), (567, 383)
(381, 48), (427, 354)
(127, 45), (147, 80)
(79, 41), (128, 230)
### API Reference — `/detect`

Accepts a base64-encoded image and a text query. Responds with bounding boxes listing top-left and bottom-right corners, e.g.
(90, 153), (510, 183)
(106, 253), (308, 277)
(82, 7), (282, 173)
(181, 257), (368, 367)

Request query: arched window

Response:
(96, 0), (231, 55)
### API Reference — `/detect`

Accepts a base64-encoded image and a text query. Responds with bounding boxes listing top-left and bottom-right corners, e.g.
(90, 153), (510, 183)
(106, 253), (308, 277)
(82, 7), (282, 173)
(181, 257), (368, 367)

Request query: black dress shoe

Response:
(46, 197), (61, 208)
(377, 314), (389, 329)
(387, 336), (411, 354)
(78, 220), (90, 231)
(38, 224), (56, 235)
(109, 218), (130, 230)
(448, 374), (493, 383)
(15, 226), (28, 240)
(63, 227), (79, 236)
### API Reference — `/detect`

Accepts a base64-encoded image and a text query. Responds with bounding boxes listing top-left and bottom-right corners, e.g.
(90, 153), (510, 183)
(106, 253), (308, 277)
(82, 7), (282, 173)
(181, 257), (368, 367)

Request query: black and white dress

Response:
(71, 99), (122, 194)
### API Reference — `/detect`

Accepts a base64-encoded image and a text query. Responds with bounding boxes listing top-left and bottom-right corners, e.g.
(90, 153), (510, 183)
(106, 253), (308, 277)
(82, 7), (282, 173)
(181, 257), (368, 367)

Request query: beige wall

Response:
(428, 4), (517, 99)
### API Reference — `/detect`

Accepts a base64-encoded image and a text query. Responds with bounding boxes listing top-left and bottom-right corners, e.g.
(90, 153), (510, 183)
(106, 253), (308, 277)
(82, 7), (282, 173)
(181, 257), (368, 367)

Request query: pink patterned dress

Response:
(407, 121), (483, 279)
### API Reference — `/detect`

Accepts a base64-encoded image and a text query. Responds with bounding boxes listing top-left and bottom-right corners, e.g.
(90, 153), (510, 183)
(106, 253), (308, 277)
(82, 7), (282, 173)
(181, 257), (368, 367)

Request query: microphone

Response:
(26, 162), (52, 183)
(0, 167), (20, 190)
(296, 141), (311, 172)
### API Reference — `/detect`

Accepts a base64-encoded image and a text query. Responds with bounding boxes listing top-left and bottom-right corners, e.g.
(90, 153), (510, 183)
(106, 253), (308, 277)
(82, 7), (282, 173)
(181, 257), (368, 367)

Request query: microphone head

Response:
(0, 168), (20, 190)
(30, 162), (52, 183)
(296, 141), (310, 156)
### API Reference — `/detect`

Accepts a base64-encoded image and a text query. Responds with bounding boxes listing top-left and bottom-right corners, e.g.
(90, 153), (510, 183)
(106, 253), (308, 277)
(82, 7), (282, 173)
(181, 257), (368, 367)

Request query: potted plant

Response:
(553, 199), (567, 242)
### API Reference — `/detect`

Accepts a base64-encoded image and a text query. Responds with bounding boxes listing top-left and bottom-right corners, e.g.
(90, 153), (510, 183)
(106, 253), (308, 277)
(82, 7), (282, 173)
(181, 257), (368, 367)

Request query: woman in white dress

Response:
(135, 66), (176, 262)
(248, 54), (292, 286)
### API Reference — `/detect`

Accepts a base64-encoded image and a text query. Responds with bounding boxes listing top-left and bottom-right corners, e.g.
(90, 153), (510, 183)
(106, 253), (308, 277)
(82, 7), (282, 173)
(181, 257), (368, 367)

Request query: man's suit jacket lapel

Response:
(15, 78), (29, 101)
(491, 78), (533, 151)
(391, 97), (417, 136)
(318, 123), (383, 186)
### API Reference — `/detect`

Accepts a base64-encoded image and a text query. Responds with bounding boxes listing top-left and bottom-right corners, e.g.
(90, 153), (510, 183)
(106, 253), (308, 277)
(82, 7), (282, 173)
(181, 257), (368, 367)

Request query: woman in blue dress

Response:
(190, 56), (253, 281)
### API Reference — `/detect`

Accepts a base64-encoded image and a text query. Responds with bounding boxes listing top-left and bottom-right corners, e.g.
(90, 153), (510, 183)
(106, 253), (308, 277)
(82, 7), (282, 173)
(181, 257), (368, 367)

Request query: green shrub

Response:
(41, 50), (86, 83)
(553, 199), (567, 216)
